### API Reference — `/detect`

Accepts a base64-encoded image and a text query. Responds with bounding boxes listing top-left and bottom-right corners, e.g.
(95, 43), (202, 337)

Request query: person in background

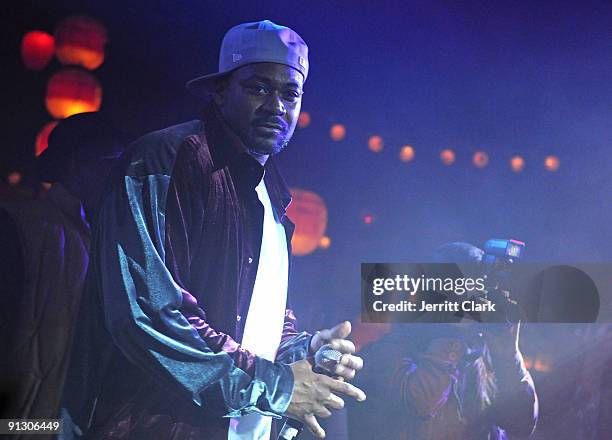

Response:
(349, 242), (538, 439)
(0, 112), (129, 438)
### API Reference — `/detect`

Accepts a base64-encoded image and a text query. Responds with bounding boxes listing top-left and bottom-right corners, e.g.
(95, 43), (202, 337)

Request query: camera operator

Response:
(349, 242), (538, 440)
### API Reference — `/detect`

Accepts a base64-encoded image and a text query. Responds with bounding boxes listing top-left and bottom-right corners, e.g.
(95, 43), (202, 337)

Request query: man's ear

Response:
(211, 77), (229, 107)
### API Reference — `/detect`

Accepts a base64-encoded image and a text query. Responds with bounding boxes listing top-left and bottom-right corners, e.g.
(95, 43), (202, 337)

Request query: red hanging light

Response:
(368, 135), (384, 153)
(21, 30), (55, 71)
(35, 121), (60, 156)
(473, 151), (489, 168)
(297, 112), (311, 128)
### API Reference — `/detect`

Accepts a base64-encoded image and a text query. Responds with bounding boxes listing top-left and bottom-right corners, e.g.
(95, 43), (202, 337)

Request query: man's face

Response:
(215, 62), (304, 161)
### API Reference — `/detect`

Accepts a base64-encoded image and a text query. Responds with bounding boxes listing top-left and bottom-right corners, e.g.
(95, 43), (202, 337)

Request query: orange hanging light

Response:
(286, 188), (328, 256)
(45, 68), (102, 119)
(510, 156), (525, 172)
(399, 145), (415, 162)
(368, 135), (384, 153)
(440, 149), (455, 166)
(35, 121), (60, 156)
(544, 155), (560, 172)
(55, 15), (108, 70)
(21, 30), (55, 71)
(330, 124), (346, 141)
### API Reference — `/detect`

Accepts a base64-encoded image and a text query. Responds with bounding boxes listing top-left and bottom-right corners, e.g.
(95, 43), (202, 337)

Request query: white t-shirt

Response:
(228, 176), (289, 440)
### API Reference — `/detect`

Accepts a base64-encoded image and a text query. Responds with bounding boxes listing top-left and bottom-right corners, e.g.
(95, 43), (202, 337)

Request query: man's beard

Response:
(250, 135), (291, 156)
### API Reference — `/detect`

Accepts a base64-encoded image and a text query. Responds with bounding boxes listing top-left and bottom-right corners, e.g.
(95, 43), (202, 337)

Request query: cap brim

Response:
(185, 71), (232, 95)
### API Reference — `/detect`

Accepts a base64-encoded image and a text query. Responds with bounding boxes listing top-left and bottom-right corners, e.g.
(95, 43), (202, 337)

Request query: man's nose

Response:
(262, 91), (286, 115)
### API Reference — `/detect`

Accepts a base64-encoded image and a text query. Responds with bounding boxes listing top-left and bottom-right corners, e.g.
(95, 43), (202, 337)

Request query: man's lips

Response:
(254, 122), (286, 135)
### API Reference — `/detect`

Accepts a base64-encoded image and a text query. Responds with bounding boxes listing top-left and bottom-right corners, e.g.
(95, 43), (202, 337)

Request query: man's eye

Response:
(248, 85), (268, 96)
(283, 91), (301, 102)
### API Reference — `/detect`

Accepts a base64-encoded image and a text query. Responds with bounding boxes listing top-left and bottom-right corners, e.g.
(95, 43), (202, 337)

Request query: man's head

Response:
(212, 62), (303, 160)
(37, 112), (130, 212)
(186, 20), (309, 162)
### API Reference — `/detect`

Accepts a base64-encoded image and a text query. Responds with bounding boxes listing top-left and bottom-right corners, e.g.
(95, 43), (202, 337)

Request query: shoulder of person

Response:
(122, 120), (204, 177)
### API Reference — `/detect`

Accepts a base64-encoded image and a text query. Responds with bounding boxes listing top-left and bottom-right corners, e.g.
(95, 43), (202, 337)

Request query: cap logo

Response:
(298, 56), (306, 68)
(232, 53), (243, 63)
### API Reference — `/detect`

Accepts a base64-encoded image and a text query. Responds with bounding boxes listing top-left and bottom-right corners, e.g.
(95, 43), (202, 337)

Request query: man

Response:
(0, 112), (128, 438)
(62, 20), (365, 440)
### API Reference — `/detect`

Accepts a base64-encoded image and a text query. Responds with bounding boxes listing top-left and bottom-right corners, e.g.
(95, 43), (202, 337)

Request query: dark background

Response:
(3, 0), (612, 328)
(2, 2), (612, 437)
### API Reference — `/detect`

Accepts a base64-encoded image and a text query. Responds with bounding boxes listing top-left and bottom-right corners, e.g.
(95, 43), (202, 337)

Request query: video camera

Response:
(481, 238), (525, 303)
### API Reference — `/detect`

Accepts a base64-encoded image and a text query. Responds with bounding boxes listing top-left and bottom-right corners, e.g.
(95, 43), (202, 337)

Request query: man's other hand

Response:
(286, 359), (366, 438)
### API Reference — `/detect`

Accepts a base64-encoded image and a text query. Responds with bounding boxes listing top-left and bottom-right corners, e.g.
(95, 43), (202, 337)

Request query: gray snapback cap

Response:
(186, 20), (309, 92)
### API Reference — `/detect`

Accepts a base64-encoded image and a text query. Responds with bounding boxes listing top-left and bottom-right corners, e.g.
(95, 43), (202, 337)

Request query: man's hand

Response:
(286, 359), (366, 438)
(309, 321), (364, 381)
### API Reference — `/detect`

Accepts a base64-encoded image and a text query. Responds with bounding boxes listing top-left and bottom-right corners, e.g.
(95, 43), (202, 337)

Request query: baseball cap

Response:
(37, 112), (131, 182)
(186, 20), (309, 93)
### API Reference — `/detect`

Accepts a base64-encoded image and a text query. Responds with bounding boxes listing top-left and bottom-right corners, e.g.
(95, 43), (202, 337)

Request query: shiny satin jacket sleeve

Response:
(276, 310), (312, 364)
(98, 121), (293, 418)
